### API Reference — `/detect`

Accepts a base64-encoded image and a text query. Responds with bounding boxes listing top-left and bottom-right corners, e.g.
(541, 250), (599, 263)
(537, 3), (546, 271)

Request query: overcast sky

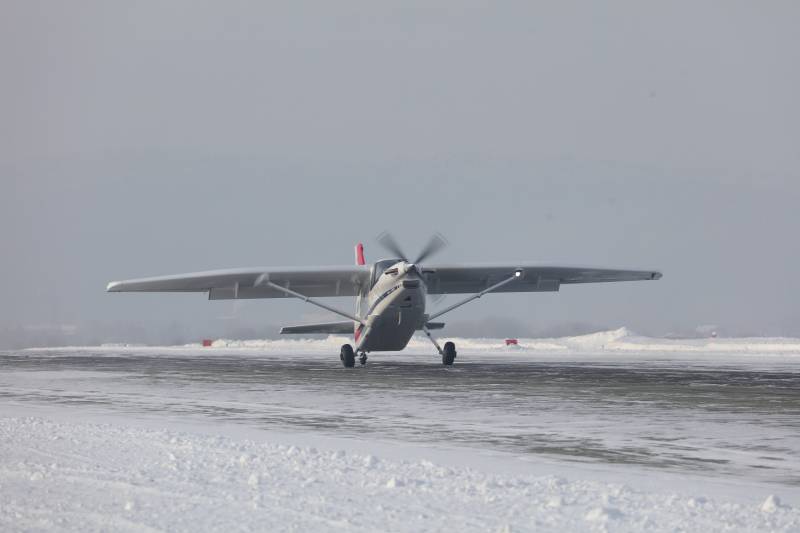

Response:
(2, 2), (799, 347)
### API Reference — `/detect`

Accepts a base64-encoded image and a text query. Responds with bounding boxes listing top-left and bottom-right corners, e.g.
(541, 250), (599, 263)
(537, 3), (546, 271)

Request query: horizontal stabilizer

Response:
(280, 321), (355, 335)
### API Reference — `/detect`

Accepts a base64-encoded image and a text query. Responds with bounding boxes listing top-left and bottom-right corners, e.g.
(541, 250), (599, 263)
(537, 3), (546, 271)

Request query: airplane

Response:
(107, 233), (662, 367)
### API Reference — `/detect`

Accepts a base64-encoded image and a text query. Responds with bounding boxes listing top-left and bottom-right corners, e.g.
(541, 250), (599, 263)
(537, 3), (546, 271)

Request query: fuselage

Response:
(355, 260), (427, 353)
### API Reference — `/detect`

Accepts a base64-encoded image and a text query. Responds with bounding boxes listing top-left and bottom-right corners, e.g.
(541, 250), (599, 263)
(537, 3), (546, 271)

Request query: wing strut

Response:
(422, 325), (444, 355)
(255, 274), (366, 326)
(427, 269), (523, 321)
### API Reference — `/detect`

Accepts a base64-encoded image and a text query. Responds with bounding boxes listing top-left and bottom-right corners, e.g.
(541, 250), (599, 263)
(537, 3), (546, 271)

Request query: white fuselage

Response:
(355, 261), (427, 353)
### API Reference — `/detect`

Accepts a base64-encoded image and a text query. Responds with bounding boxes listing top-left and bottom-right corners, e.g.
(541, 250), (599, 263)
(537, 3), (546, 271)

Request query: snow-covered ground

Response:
(2, 416), (796, 533)
(2, 329), (800, 531)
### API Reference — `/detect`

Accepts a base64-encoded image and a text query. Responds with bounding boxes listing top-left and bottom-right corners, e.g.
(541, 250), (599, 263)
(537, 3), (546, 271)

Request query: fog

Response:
(2, 2), (799, 348)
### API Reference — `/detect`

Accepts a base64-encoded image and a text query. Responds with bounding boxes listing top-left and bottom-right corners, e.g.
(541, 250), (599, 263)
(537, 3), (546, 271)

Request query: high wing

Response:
(423, 264), (662, 295)
(106, 266), (371, 299)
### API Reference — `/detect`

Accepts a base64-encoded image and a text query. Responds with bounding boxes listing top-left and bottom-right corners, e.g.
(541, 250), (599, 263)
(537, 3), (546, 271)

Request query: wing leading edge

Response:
(422, 264), (662, 295)
(106, 266), (371, 299)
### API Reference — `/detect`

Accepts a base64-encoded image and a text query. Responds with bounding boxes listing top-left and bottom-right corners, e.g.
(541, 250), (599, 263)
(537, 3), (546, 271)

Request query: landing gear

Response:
(340, 344), (355, 368)
(442, 341), (456, 366)
(423, 326), (456, 366)
(359, 352), (368, 366)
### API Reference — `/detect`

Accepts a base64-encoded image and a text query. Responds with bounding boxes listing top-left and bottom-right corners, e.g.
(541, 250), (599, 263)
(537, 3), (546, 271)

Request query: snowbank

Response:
(26, 327), (800, 358)
(2, 417), (797, 532)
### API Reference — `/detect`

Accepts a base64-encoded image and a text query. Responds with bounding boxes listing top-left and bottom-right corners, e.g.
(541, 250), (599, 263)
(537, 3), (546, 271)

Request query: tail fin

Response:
(355, 242), (366, 265)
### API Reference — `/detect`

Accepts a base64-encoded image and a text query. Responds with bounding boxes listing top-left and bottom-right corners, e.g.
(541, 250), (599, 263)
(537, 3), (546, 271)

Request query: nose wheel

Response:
(359, 352), (368, 365)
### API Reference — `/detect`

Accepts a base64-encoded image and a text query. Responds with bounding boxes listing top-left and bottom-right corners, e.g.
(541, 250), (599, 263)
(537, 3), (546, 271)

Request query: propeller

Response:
(376, 231), (448, 265)
(429, 293), (446, 305)
(414, 233), (448, 264)
(376, 231), (449, 304)
(376, 231), (409, 262)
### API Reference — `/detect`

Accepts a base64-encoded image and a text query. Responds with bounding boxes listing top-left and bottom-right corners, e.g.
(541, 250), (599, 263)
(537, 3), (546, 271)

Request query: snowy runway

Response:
(2, 330), (800, 531)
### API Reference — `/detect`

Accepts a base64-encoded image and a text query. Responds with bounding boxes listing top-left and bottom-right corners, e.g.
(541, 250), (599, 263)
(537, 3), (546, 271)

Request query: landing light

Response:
(514, 269), (523, 277)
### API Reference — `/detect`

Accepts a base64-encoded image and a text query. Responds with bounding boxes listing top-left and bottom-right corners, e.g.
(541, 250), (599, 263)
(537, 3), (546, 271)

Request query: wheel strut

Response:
(422, 326), (443, 355)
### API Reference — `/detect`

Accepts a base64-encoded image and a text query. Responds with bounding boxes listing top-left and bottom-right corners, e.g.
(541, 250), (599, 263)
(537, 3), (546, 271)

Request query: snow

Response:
(207, 326), (800, 355)
(2, 416), (798, 532)
(762, 495), (785, 514)
(4, 329), (800, 531)
(38, 327), (800, 359)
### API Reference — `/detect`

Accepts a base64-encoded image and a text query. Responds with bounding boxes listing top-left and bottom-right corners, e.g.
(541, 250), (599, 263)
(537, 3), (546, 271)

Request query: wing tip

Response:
(651, 271), (663, 280)
(106, 281), (122, 292)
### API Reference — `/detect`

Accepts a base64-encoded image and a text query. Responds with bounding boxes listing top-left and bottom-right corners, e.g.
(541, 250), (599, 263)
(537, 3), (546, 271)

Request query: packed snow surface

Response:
(2, 417), (797, 533)
(2, 329), (800, 531)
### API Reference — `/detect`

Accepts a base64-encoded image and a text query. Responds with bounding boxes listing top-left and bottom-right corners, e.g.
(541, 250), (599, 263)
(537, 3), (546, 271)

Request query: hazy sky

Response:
(2, 2), (799, 347)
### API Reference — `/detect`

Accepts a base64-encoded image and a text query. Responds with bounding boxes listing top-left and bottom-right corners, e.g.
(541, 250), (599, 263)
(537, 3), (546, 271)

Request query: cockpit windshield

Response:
(371, 259), (402, 287)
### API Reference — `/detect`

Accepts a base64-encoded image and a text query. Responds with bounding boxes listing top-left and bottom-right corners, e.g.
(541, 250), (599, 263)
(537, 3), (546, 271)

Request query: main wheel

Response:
(340, 344), (355, 368)
(442, 341), (456, 366)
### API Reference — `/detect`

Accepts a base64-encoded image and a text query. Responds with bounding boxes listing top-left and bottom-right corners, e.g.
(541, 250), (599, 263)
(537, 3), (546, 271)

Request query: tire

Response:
(340, 344), (355, 368)
(442, 341), (456, 366)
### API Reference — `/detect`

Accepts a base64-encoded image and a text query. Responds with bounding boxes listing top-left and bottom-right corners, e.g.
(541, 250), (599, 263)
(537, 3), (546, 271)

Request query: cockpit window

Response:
(371, 259), (401, 287)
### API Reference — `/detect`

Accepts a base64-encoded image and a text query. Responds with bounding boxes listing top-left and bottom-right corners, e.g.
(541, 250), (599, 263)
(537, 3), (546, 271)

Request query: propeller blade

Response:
(414, 233), (448, 264)
(376, 231), (408, 261)
(429, 293), (446, 305)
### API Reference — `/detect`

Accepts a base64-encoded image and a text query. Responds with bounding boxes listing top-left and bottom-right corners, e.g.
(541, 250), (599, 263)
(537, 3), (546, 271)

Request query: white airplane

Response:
(107, 234), (662, 367)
